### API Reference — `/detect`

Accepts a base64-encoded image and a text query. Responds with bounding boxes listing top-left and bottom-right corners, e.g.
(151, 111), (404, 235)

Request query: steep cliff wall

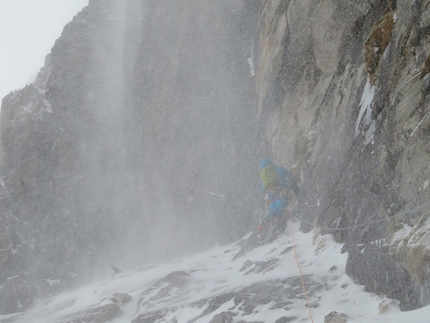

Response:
(0, 0), (142, 313)
(0, 0), (262, 313)
(2, 0), (430, 315)
(253, 0), (430, 310)
(132, 1), (262, 255)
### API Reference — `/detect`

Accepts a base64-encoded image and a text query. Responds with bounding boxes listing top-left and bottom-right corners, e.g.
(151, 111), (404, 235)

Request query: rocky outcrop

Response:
(133, 1), (263, 256)
(0, 219), (403, 322)
(3, 0), (430, 314)
(324, 311), (348, 323)
(1, 0), (148, 311)
(0, 0), (262, 312)
(59, 304), (122, 323)
(136, 270), (190, 311)
(208, 312), (233, 323)
(388, 216), (430, 303)
(251, 0), (430, 310)
(0, 172), (33, 314)
(132, 274), (321, 323)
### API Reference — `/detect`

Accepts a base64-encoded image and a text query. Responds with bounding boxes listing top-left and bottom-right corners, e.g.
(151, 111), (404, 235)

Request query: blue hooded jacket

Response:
(259, 159), (299, 196)
(259, 159), (299, 224)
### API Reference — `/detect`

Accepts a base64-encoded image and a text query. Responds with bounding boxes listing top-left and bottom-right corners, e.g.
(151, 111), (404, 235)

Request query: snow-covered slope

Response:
(1, 221), (429, 323)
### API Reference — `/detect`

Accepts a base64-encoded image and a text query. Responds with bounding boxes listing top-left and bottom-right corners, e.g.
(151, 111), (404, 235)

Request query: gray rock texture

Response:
(130, 268), (321, 323)
(208, 312), (233, 323)
(252, 0), (430, 311)
(2, 0), (430, 314)
(59, 303), (122, 323)
(1, 0), (262, 312)
(324, 311), (348, 323)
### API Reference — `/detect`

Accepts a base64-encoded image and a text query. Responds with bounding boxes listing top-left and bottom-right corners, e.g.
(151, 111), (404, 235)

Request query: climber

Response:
(258, 158), (299, 231)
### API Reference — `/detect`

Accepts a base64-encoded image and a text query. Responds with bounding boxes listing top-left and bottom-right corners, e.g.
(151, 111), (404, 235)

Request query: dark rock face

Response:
(131, 273), (322, 323)
(1, 0), (147, 311)
(187, 276), (316, 321)
(209, 312), (233, 323)
(0, 0), (263, 313)
(136, 270), (190, 311)
(324, 311), (348, 323)
(249, 0), (430, 311)
(2, 0), (430, 314)
(133, 0), (263, 255)
(59, 303), (122, 323)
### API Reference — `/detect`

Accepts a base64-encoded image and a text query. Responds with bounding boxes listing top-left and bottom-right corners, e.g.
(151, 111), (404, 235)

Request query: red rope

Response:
(289, 209), (315, 323)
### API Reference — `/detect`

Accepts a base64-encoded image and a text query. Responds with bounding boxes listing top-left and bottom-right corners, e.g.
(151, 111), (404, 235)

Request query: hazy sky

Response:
(0, 0), (89, 101)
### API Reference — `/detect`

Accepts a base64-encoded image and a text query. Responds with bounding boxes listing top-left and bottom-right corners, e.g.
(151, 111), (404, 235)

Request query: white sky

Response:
(0, 0), (89, 101)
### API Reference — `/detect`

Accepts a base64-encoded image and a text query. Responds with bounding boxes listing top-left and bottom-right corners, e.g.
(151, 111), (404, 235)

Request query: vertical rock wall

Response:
(3, 0), (430, 314)
(0, 0), (142, 313)
(0, 0), (263, 313)
(133, 1), (262, 256)
(253, 0), (430, 310)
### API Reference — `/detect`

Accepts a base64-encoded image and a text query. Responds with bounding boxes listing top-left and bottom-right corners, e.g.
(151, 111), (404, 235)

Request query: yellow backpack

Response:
(260, 165), (280, 192)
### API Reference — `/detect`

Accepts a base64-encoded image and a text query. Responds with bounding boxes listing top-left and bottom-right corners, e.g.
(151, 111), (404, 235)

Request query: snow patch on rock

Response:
(355, 78), (376, 145)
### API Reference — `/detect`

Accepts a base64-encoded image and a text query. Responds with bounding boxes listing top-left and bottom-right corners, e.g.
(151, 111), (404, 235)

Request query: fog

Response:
(0, 0), (265, 299)
(113, 0), (263, 264)
(3, 0), (430, 317)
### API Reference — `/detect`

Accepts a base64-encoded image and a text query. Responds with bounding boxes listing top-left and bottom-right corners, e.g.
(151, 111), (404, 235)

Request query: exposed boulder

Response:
(378, 299), (400, 314)
(59, 304), (121, 323)
(130, 275), (323, 323)
(389, 215), (430, 304)
(209, 312), (233, 323)
(274, 317), (298, 323)
(234, 276), (321, 314)
(239, 258), (280, 275)
(324, 311), (348, 323)
(136, 271), (190, 311)
(188, 292), (236, 323)
(131, 312), (164, 323)
(102, 292), (132, 306)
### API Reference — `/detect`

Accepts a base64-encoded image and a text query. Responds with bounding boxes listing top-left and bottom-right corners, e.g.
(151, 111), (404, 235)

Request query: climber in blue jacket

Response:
(258, 159), (299, 231)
